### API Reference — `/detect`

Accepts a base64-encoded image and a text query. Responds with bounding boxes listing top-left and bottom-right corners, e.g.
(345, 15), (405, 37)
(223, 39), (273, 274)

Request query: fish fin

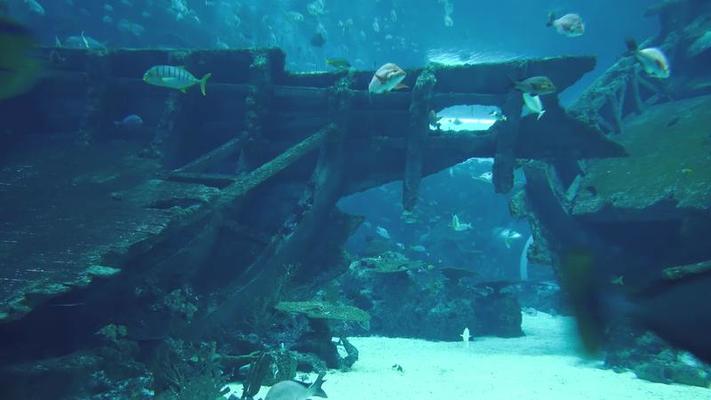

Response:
(162, 77), (178, 83)
(179, 87), (187, 94)
(394, 82), (409, 90)
(308, 372), (328, 398)
(375, 73), (387, 83)
(199, 72), (212, 96)
(625, 38), (639, 54)
(537, 110), (545, 120)
(546, 12), (556, 27)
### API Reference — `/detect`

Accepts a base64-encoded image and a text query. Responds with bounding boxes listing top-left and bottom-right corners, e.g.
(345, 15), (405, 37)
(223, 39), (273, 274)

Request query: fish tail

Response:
(558, 249), (608, 357)
(625, 38), (639, 53)
(546, 12), (556, 27)
(308, 372), (328, 398)
(199, 72), (212, 96)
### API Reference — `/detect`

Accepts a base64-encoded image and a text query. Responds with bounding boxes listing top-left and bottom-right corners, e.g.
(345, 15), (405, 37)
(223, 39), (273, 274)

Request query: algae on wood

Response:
(275, 301), (370, 323)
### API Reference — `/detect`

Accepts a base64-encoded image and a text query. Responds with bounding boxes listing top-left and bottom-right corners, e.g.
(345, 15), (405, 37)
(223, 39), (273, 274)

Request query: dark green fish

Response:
(325, 58), (351, 70)
(0, 17), (41, 101)
(310, 32), (326, 48)
(561, 249), (711, 364)
(514, 76), (557, 96)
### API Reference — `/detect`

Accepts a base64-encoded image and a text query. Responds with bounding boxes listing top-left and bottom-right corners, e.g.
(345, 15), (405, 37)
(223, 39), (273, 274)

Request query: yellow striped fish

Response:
(142, 65), (212, 95)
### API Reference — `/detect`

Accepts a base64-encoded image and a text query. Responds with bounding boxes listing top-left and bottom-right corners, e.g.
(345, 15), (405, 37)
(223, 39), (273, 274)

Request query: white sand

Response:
(229, 312), (710, 400)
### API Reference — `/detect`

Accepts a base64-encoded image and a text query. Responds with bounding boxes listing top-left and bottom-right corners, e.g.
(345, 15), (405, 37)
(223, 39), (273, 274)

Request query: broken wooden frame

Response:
(0, 47), (624, 331)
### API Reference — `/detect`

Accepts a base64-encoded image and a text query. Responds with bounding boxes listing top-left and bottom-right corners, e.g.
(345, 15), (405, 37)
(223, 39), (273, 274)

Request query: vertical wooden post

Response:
(239, 50), (275, 173)
(492, 90), (524, 193)
(403, 67), (437, 212)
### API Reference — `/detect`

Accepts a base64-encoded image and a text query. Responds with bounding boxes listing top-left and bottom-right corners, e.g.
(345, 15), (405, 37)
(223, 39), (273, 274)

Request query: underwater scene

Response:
(1, 0), (711, 398)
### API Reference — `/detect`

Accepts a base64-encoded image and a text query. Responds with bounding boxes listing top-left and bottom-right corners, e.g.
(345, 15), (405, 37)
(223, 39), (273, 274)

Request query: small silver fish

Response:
(114, 114), (144, 127)
(547, 13), (585, 37)
(497, 228), (523, 249)
(375, 226), (391, 240)
(522, 93), (545, 120)
(143, 65), (212, 95)
(473, 171), (493, 183)
(368, 63), (407, 94)
(61, 32), (106, 49)
(451, 214), (472, 232)
(411, 245), (427, 253)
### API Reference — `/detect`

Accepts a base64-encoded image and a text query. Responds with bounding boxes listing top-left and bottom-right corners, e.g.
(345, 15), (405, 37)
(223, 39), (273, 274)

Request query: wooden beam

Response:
(403, 68), (437, 211)
(171, 137), (243, 175)
(164, 172), (237, 187)
(215, 124), (337, 208)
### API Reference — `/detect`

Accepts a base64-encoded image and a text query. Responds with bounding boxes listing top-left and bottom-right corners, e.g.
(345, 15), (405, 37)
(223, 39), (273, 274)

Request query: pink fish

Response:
(547, 13), (585, 38)
(368, 63), (408, 94)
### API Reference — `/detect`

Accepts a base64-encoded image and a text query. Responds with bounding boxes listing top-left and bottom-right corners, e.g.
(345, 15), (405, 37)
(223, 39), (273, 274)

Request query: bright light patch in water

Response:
(432, 105), (501, 131)
(426, 48), (524, 65)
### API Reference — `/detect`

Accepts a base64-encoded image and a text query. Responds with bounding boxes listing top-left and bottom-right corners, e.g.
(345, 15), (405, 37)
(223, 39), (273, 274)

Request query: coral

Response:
(151, 339), (227, 399)
(96, 323), (128, 343)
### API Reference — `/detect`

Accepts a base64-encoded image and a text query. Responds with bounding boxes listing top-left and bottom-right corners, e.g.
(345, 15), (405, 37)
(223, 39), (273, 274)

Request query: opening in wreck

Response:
(431, 105), (501, 132)
(338, 157), (550, 284)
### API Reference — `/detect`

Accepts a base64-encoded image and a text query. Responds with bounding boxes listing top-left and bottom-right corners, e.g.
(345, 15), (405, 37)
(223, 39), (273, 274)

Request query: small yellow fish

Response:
(325, 58), (351, 70)
(515, 76), (557, 96)
(611, 275), (624, 286)
(681, 168), (693, 174)
(143, 65), (212, 95)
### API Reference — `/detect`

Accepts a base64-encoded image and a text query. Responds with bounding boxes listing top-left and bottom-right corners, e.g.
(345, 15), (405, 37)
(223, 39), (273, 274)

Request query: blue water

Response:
(14, 0), (656, 100)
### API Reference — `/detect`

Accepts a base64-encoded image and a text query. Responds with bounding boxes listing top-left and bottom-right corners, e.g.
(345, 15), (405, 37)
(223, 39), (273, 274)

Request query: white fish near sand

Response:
(265, 373), (328, 400)
(143, 65), (212, 95)
(522, 93), (545, 120)
(368, 63), (407, 94)
(626, 39), (670, 79)
(460, 327), (471, 348)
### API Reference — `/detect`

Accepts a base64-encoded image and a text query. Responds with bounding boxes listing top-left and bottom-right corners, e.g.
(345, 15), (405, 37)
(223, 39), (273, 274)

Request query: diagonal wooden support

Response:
(197, 125), (346, 334)
(215, 125), (337, 208)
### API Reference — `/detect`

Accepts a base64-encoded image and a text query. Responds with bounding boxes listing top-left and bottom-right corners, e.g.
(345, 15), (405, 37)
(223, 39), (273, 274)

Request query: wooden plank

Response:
(215, 124), (337, 208)
(172, 137), (243, 174)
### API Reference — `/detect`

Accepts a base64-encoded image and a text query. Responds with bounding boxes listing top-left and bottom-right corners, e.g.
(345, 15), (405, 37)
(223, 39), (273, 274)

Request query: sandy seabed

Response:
(228, 312), (710, 400)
